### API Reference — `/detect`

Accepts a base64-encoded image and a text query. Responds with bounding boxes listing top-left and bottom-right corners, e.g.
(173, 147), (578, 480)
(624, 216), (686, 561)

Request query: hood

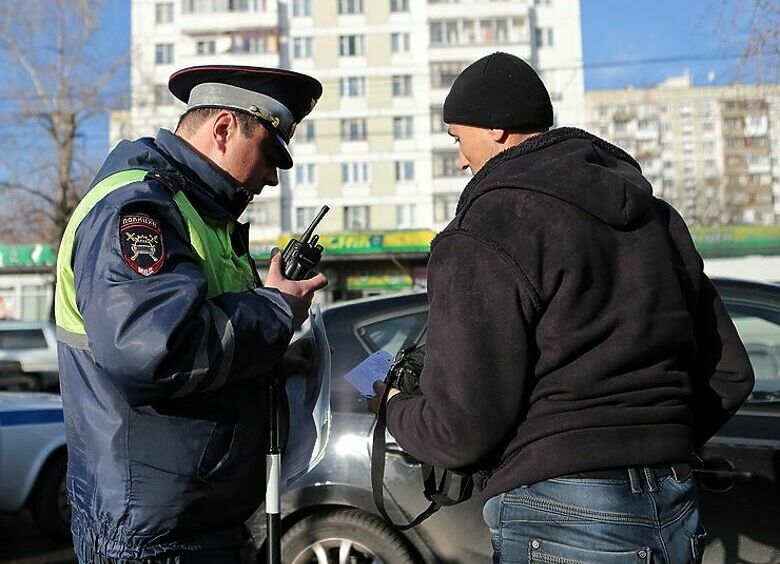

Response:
(458, 128), (654, 228)
(93, 129), (251, 220)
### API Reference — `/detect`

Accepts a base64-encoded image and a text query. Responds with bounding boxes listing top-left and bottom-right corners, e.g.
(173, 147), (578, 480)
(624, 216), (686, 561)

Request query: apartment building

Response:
(587, 74), (780, 226)
(114, 0), (585, 297)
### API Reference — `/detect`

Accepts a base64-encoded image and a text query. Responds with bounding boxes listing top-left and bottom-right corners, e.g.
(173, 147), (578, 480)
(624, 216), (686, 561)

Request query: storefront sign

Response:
(253, 229), (436, 259)
(692, 226), (780, 258)
(0, 244), (56, 268)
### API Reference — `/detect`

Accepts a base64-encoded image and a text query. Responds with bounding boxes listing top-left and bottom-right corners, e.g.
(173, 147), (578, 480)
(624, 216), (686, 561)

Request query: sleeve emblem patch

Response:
(120, 214), (165, 276)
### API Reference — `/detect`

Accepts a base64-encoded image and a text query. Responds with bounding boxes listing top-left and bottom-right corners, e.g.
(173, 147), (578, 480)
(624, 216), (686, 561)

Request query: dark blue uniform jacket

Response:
(58, 129), (294, 559)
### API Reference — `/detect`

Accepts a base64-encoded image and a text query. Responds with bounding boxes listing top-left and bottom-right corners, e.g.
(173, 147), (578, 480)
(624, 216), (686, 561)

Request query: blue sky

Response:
(581, 0), (751, 90)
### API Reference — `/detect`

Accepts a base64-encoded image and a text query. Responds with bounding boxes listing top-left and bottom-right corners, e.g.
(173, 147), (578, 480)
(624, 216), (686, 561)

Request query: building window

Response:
(396, 204), (417, 228)
(339, 76), (366, 97)
(196, 40), (216, 55)
(341, 162), (369, 184)
(434, 194), (459, 222)
(390, 0), (409, 12)
(155, 43), (174, 64)
(395, 160), (415, 182)
(295, 163), (317, 185)
(391, 32), (411, 53)
(250, 202), (270, 226)
(154, 84), (174, 106)
(293, 37), (313, 59)
(155, 2), (174, 23)
(296, 207), (318, 230)
(393, 116), (414, 139)
(430, 17), (525, 47)
(230, 31), (275, 54)
(298, 121), (315, 143)
(430, 62), (465, 89)
(339, 34), (365, 56)
(341, 118), (368, 141)
(430, 108), (446, 133)
(535, 27), (553, 48)
(433, 151), (461, 177)
(344, 206), (370, 230)
(292, 0), (312, 17)
(392, 75), (412, 97)
(338, 0), (364, 15)
(182, 0), (265, 13)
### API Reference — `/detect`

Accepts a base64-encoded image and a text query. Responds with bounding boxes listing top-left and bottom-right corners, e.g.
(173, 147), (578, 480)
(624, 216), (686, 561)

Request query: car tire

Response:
(282, 508), (418, 564)
(31, 451), (70, 539)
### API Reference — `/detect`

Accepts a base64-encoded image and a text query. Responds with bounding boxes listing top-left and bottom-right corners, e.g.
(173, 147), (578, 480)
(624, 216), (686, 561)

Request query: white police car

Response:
(0, 391), (68, 538)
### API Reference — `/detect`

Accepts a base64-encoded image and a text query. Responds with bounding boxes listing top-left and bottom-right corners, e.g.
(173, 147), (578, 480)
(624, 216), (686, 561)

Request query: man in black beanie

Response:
(370, 52), (753, 563)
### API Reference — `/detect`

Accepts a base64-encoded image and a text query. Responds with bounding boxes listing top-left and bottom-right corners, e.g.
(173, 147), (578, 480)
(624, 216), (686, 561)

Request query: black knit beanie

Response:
(443, 52), (553, 131)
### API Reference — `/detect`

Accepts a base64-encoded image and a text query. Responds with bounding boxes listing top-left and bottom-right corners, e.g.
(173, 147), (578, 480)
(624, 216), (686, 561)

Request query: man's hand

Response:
(367, 381), (401, 415)
(279, 336), (316, 379)
(265, 249), (327, 329)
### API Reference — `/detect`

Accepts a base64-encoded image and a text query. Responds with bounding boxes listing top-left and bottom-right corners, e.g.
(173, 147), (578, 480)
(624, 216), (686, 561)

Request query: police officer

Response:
(54, 66), (326, 563)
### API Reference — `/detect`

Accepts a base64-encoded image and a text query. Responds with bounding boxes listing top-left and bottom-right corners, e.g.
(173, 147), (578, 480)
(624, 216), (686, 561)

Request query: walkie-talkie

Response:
(282, 205), (329, 280)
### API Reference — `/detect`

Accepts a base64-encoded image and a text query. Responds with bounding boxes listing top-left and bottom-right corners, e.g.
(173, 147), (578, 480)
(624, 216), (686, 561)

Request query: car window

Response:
(724, 301), (780, 399)
(0, 329), (47, 350)
(356, 312), (427, 357)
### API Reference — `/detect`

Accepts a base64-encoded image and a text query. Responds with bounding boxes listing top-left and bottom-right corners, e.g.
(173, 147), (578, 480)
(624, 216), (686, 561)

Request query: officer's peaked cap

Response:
(169, 65), (323, 169)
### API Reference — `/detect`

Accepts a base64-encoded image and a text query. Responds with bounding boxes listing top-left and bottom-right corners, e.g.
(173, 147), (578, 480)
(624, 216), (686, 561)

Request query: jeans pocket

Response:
(690, 531), (707, 563)
(483, 494), (505, 563)
(529, 538), (652, 564)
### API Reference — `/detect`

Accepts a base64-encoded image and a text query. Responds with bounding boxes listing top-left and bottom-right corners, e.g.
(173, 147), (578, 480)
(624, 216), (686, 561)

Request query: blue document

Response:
(344, 350), (394, 396)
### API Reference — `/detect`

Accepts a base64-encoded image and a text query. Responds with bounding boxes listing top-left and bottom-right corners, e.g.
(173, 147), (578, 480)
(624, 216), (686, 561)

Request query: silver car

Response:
(0, 321), (59, 391)
(248, 278), (780, 564)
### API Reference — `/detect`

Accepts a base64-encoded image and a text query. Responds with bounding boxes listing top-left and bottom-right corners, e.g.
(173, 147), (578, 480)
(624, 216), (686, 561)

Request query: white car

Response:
(0, 391), (69, 538)
(0, 321), (60, 391)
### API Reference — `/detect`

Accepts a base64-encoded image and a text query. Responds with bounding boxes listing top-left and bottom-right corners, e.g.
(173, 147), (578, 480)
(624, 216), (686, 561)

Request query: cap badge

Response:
(249, 105), (280, 129)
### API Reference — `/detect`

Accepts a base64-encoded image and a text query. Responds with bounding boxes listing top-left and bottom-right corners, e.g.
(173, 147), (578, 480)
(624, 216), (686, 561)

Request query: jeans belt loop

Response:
(627, 467), (642, 494)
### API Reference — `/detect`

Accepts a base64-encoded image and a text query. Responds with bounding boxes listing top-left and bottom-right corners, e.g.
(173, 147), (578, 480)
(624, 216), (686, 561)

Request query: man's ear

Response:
(212, 111), (235, 154)
(489, 128), (510, 143)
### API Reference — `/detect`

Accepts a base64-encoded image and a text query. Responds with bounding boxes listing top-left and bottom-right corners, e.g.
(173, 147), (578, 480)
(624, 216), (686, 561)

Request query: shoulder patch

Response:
(120, 214), (164, 276)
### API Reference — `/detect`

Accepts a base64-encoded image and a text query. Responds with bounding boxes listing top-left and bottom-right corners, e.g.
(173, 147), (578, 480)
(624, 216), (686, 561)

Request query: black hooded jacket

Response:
(386, 128), (754, 502)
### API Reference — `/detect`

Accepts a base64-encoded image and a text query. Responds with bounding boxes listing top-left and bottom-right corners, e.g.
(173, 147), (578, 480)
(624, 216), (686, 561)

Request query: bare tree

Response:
(713, 0), (780, 83)
(0, 0), (128, 248)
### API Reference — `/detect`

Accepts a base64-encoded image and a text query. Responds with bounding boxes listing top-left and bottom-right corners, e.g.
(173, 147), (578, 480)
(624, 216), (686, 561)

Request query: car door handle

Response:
(693, 468), (751, 479)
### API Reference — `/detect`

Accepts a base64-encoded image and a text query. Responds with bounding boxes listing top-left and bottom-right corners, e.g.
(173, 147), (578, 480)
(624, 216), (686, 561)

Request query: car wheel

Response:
(31, 451), (70, 539)
(282, 508), (417, 564)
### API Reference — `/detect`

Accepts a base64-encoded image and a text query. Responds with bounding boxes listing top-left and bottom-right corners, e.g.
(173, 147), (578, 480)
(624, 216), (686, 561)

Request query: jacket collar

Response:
(456, 127), (641, 215)
(154, 128), (252, 220)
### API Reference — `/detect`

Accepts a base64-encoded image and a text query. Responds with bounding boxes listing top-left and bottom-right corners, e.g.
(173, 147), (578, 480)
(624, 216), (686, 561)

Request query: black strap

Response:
(371, 369), (473, 530)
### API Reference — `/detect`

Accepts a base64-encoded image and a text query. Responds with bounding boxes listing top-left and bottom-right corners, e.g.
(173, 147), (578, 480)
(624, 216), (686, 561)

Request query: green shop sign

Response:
(691, 226), (780, 258)
(252, 229), (436, 259)
(0, 244), (56, 267)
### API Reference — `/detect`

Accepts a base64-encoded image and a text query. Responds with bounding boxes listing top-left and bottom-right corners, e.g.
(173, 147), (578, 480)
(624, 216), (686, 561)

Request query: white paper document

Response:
(343, 350), (394, 397)
(281, 305), (332, 488)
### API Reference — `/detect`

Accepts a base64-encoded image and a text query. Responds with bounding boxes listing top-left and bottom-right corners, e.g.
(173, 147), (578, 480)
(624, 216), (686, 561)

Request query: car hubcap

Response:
(291, 537), (384, 564)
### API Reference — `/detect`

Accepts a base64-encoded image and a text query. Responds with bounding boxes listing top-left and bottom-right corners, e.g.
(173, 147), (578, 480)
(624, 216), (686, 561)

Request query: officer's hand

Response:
(279, 336), (316, 379)
(265, 250), (327, 329)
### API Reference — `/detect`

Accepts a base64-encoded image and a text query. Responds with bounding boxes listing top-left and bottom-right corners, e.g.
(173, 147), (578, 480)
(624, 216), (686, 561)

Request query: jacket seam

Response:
(433, 228), (542, 313)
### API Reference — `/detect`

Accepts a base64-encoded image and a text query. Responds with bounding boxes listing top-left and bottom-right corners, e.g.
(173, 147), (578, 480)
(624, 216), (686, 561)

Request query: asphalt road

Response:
(0, 511), (74, 564)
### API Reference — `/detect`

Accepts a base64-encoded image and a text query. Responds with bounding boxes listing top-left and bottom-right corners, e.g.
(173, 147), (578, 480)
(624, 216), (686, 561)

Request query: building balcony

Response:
(179, 7), (278, 34)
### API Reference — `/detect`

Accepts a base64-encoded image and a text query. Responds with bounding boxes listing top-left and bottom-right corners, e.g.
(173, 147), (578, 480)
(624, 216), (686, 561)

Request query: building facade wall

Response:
(587, 77), (780, 226)
(117, 0), (586, 241)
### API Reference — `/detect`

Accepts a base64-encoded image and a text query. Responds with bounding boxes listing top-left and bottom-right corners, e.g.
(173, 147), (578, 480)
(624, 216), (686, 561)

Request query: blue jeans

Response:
(483, 467), (707, 564)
